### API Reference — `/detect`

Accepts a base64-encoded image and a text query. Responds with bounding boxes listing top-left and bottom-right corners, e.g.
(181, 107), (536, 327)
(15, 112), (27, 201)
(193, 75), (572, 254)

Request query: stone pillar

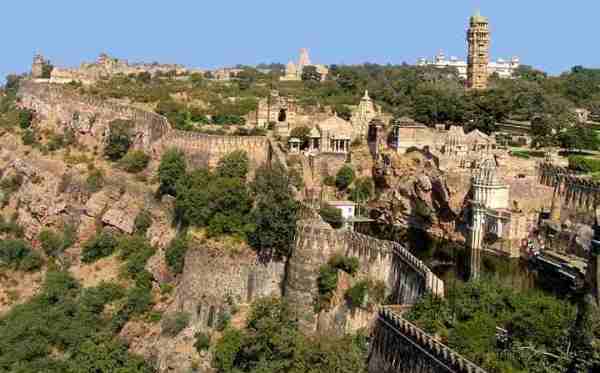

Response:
(468, 204), (485, 280)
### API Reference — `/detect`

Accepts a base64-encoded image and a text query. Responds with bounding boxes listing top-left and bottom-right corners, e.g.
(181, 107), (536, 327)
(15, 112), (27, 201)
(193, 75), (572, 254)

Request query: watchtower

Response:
(466, 10), (490, 89)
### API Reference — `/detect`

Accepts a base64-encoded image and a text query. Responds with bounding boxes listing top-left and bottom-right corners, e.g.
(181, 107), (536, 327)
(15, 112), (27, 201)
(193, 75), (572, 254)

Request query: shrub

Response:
(345, 280), (369, 309)
(0, 239), (42, 272)
(323, 175), (335, 187)
(21, 129), (36, 145)
(18, 109), (33, 129)
(194, 332), (211, 352)
(335, 165), (355, 190)
(216, 150), (249, 180)
(134, 210), (152, 235)
(119, 150), (150, 173)
(165, 234), (188, 275)
(329, 254), (360, 275)
(80, 282), (125, 314)
(81, 230), (118, 263)
(158, 149), (186, 196)
(38, 229), (64, 257)
(319, 203), (344, 229)
(315, 264), (338, 311)
(161, 311), (190, 336)
(85, 169), (104, 193)
(104, 119), (132, 161)
(568, 155), (600, 173)
(215, 311), (231, 332)
(47, 133), (65, 151)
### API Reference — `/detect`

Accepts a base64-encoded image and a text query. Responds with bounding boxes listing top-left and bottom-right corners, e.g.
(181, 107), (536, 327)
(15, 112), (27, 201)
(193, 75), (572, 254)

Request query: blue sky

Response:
(2, 0), (598, 81)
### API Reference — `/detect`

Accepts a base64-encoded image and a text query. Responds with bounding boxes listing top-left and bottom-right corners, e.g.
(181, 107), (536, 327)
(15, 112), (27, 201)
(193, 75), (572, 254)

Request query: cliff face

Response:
(372, 151), (466, 240)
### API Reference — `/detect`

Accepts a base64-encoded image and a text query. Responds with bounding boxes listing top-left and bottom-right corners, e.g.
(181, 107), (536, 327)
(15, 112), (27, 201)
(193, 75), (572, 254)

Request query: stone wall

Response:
(310, 152), (348, 180)
(175, 248), (285, 331)
(157, 130), (271, 172)
(285, 205), (444, 333)
(18, 81), (170, 151)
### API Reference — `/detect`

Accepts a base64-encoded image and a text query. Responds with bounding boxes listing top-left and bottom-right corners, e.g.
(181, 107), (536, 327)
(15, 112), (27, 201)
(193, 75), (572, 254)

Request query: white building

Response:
(417, 51), (520, 79)
(328, 201), (356, 220)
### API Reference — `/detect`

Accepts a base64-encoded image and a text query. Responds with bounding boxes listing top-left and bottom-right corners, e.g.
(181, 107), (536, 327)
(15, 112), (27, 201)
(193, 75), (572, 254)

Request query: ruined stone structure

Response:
(280, 48), (329, 81)
(255, 90), (298, 131)
(18, 81), (271, 172)
(466, 10), (490, 90)
(33, 53), (190, 85)
(538, 162), (600, 212)
(589, 209), (600, 307)
(31, 54), (51, 79)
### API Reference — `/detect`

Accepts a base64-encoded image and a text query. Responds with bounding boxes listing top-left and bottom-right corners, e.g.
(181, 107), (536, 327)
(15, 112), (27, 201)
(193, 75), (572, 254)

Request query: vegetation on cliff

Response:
(406, 278), (599, 372)
(0, 271), (154, 372)
(213, 297), (368, 373)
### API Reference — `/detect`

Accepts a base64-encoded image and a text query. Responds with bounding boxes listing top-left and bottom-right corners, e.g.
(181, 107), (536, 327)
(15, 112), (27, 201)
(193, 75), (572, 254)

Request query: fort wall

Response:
(176, 248), (285, 331)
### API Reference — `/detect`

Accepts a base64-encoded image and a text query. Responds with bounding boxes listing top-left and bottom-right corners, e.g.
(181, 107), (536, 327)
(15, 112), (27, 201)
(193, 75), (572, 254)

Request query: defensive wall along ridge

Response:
(538, 161), (600, 210)
(17, 80), (271, 170)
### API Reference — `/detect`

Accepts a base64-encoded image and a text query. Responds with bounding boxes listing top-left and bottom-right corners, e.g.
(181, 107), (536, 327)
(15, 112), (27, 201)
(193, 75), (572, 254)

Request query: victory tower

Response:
(466, 10), (490, 89)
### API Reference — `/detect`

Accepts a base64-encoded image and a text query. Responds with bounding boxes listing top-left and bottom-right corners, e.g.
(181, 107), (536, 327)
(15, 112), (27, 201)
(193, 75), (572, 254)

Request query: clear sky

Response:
(2, 0), (598, 81)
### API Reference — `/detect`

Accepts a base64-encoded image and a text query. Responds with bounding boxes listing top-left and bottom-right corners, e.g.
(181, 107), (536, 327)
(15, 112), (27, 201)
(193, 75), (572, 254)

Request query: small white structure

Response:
(288, 137), (302, 153)
(328, 200), (356, 222)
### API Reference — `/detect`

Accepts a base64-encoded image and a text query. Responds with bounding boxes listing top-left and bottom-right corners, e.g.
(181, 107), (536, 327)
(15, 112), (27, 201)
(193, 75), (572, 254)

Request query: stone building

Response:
(468, 159), (531, 258)
(466, 10), (490, 89)
(280, 48), (329, 81)
(255, 90), (298, 131)
(390, 117), (438, 153)
(31, 54), (51, 79)
(307, 114), (353, 154)
(417, 50), (520, 80)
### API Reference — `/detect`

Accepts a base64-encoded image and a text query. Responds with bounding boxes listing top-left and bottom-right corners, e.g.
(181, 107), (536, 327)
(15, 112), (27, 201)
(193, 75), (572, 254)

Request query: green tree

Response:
(216, 150), (249, 180)
(335, 165), (355, 190)
(81, 230), (118, 263)
(119, 150), (150, 173)
(350, 177), (374, 203)
(319, 203), (344, 229)
(248, 164), (299, 258)
(289, 126), (312, 149)
(158, 148), (187, 196)
(104, 119), (133, 161)
(301, 65), (322, 83)
(165, 234), (189, 275)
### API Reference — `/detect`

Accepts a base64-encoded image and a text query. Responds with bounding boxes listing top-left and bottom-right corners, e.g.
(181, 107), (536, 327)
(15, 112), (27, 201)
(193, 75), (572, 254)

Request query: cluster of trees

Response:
(212, 297), (368, 373)
(0, 271), (153, 372)
(406, 278), (600, 372)
(158, 149), (298, 258)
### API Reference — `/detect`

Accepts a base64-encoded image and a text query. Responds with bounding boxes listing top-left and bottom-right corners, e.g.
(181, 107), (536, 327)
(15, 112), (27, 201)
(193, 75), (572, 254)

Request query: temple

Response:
(280, 48), (329, 81)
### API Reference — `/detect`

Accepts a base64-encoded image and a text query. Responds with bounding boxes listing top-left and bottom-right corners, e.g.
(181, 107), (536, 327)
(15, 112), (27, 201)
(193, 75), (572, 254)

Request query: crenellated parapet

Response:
(370, 307), (488, 373)
(538, 161), (600, 210)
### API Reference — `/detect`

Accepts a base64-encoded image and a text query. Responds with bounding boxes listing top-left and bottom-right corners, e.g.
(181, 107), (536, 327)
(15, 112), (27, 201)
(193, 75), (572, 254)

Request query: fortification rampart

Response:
(17, 81), (271, 171)
(285, 205), (444, 332)
(538, 161), (600, 210)
(369, 307), (487, 373)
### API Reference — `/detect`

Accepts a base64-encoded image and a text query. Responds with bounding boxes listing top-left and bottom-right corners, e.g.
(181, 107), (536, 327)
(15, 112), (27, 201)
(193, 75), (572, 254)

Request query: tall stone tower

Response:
(31, 54), (47, 79)
(466, 10), (490, 90)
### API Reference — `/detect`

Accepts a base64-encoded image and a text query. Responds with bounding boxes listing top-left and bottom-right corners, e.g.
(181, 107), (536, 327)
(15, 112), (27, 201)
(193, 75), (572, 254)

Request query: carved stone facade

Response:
(466, 10), (490, 90)
(350, 90), (378, 138)
(468, 159), (532, 258)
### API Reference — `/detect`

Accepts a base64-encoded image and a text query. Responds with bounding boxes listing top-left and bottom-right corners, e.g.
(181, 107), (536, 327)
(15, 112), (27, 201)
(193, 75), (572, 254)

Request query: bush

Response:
(81, 230), (118, 263)
(119, 150), (150, 173)
(0, 239), (42, 272)
(216, 150), (249, 180)
(80, 282), (125, 314)
(134, 210), (152, 235)
(158, 149), (186, 196)
(85, 169), (104, 193)
(38, 229), (64, 257)
(47, 133), (65, 151)
(345, 281), (369, 309)
(335, 165), (355, 190)
(21, 129), (36, 145)
(104, 120), (132, 161)
(568, 155), (600, 173)
(194, 332), (211, 352)
(315, 264), (338, 311)
(216, 311), (231, 332)
(165, 235), (188, 275)
(323, 175), (335, 187)
(18, 109), (33, 129)
(161, 312), (190, 336)
(329, 254), (360, 275)
(319, 203), (344, 229)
